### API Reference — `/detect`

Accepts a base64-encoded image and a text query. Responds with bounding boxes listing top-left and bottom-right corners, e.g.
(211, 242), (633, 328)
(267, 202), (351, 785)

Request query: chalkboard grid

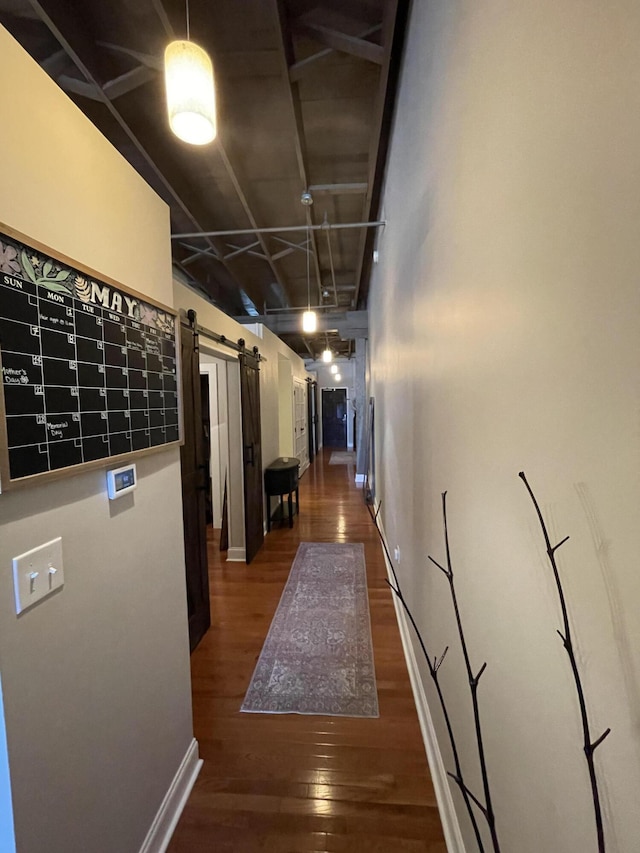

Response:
(0, 272), (179, 482)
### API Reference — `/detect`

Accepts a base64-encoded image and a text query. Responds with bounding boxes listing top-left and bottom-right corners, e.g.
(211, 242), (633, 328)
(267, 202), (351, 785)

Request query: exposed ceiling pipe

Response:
(263, 303), (339, 313)
(171, 221), (386, 239)
(324, 219), (339, 308)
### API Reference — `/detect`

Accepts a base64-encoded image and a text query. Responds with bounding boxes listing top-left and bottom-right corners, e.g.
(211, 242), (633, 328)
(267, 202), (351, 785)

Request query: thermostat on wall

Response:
(106, 463), (137, 499)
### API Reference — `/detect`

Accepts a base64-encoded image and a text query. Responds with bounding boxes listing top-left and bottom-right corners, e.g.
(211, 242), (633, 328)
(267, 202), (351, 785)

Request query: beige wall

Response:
(369, 2), (640, 851)
(0, 26), (193, 853)
(173, 280), (311, 470)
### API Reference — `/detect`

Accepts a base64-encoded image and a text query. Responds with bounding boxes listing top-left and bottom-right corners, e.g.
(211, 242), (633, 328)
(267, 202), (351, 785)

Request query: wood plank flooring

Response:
(167, 448), (446, 853)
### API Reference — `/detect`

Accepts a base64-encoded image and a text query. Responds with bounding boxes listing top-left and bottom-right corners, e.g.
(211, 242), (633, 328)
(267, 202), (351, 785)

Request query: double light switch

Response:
(12, 537), (64, 614)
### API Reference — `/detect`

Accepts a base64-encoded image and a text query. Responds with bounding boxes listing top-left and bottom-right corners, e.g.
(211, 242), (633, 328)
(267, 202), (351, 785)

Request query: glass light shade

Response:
(330, 364), (338, 374)
(322, 348), (332, 363)
(302, 310), (317, 333)
(335, 373), (342, 382)
(165, 40), (216, 145)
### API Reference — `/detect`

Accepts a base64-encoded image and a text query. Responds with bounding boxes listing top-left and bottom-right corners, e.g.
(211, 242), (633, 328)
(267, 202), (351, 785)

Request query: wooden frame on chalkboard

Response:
(0, 222), (183, 492)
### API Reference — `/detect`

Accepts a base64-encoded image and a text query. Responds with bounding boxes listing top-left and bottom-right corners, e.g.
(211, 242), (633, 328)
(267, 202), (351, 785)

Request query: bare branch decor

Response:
(519, 472), (610, 853)
(429, 492), (501, 853)
(366, 501), (487, 851)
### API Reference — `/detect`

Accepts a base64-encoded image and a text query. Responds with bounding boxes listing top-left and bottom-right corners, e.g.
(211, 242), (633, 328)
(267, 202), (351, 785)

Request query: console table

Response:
(264, 457), (300, 531)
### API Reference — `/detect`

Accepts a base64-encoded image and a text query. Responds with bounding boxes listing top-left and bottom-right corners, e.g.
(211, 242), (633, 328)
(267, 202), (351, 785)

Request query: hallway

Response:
(167, 449), (446, 852)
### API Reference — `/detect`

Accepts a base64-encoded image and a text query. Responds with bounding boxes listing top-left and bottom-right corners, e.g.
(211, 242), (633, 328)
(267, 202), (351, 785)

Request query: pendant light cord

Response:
(306, 220), (311, 311)
(185, 0), (190, 40)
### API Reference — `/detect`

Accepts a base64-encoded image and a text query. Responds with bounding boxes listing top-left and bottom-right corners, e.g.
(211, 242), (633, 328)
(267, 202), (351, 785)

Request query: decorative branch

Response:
(431, 492), (501, 853)
(367, 501), (486, 852)
(519, 471), (610, 853)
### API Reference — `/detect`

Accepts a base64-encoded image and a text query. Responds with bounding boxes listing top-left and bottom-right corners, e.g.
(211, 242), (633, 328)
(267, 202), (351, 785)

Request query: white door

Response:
(293, 379), (308, 471)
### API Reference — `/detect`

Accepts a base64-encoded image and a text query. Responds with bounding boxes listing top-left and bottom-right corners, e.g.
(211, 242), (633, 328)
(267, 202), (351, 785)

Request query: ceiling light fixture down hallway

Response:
(322, 333), (333, 363)
(301, 190), (317, 334)
(164, 0), (216, 145)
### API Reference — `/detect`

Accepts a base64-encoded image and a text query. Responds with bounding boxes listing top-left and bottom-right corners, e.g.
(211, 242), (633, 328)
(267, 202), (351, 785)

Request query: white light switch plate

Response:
(12, 537), (64, 614)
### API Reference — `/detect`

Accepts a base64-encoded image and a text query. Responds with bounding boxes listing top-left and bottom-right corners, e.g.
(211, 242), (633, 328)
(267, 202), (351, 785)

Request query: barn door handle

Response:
(196, 463), (209, 490)
(245, 443), (255, 466)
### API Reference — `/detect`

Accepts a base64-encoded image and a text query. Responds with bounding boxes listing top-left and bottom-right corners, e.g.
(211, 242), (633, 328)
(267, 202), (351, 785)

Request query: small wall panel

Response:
(0, 225), (181, 490)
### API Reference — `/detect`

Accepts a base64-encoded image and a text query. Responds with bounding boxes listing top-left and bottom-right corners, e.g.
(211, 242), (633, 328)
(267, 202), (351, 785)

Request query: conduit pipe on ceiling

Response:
(324, 220), (339, 308)
(170, 220), (386, 239)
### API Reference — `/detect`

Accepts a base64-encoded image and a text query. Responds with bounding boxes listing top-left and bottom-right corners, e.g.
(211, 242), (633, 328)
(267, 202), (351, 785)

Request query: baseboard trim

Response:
(378, 517), (466, 853)
(226, 546), (246, 562)
(138, 738), (202, 853)
(354, 473), (365, 485)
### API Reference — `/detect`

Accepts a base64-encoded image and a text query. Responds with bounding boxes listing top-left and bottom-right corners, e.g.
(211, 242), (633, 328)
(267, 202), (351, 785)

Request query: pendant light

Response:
(164, 0), (216, 145)
(322, 334), (332, 363)
(335, 373), (342, 382)
(302, 309), (317, 333)
(330, 364), (338, 375)
(301, 195), (317, 333)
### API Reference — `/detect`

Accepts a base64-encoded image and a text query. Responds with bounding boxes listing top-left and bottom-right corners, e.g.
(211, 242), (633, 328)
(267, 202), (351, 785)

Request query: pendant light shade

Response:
(335, 373), (342, 382)
(165, 40), (216, 145)
(330, 364), (338, 374)
(322, 348), (332, 363)
(302, 310), (317, 333)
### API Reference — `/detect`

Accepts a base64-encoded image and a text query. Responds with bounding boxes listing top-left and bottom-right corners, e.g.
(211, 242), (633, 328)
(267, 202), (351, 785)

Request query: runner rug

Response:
(241, 542), (379, 717)
(329, 451), (356, 465)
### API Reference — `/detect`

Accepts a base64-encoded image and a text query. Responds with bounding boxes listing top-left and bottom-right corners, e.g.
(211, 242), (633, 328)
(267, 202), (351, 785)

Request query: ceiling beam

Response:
(152, 0), (293, 310)
(56, 74), (101, 100)
(272, 235), (312, 254)
(234, 310), (368, 338)
(288, 23), (381, 81)
(216, 144), (294, 305)
(353, 0), (409, 309)
(293, 21), (384, 65)
(153, 0), (289, 310)
(223, 241), (263, 261)
(103, 64), (156, 100)
(41, 48), (68, 76)
(98, 42), (163, 71)
(309, 182), (368, 195)
(301, 336), (315, 359)
(179, 243), (220, 265)
(272, 0), (325, 304)
(26, 0), (262, 310)
(57, 64), (155, 101)
(224, 241), (268, 262)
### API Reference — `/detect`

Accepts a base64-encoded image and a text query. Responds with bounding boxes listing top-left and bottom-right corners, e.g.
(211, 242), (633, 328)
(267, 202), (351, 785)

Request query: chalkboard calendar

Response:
(0, 226), (181, 489)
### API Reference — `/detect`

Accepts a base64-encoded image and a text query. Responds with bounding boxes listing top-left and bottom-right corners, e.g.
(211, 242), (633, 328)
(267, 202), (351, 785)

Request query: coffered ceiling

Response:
(0, 0), (408, 358)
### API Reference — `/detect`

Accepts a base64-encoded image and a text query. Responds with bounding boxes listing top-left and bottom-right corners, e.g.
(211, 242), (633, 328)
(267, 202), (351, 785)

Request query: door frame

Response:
(179, 313), (211, 652)
(198, 340), (246, 562)
(239, 350), (264, 564)
(320, 386), (349, 449)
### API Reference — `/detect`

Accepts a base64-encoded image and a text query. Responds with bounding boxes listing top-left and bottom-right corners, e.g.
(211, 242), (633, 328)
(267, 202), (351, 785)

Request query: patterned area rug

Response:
(241, 542), (379, 717)
(329, 451), (356, 465)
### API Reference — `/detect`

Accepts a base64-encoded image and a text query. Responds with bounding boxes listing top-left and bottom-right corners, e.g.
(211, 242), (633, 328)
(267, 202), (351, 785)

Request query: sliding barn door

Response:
(307, 379), (316, 462)
(294, 379), (308, 469)
(239, 351), (264, 564)
(180, 312), (211, 652)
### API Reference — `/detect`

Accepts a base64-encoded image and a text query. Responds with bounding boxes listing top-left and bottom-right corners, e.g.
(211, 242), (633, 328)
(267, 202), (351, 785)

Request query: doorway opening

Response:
(199, 345), (246, 563)
(322, 388), (348, 448)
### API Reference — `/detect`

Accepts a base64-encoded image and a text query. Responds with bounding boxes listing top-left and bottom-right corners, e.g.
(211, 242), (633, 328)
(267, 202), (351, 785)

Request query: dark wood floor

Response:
(167, 448), (446, 853)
